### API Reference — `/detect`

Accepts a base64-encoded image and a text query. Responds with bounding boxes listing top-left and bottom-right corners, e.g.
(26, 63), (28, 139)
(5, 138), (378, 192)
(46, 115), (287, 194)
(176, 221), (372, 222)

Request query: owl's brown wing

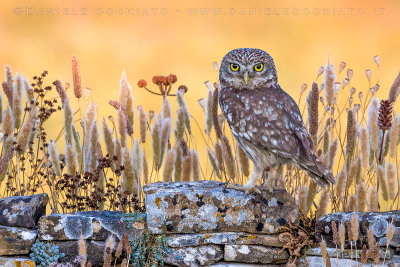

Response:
(220, 85), (334, 187)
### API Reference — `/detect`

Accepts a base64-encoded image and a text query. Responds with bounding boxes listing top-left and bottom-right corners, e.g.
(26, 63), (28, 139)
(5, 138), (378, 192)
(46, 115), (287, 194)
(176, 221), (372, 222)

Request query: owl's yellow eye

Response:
(254, 63), (264, 72)
(230, 63), (240, 72)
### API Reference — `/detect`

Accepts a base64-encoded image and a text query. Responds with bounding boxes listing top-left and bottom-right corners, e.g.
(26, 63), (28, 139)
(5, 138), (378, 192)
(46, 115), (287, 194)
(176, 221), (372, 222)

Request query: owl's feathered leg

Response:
(229, 168), (263, 194)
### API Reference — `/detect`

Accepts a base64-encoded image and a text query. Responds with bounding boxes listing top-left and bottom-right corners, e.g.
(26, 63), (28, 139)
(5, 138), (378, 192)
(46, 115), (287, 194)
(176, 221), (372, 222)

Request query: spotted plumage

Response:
(219, 48), (335, 193)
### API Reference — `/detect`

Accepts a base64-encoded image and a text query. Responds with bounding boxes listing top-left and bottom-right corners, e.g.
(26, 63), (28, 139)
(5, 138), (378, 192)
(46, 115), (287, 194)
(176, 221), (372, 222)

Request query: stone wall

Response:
(2, 181), (400, 266)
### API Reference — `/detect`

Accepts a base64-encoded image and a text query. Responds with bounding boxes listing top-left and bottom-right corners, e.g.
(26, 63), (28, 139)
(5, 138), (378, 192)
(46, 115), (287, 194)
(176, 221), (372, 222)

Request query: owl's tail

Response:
(297, 154), (335, 188)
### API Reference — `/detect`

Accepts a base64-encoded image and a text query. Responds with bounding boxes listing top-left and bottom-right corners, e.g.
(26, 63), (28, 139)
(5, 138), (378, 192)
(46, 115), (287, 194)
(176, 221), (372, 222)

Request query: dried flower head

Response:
(72, 55), (82, 98)
(138, 79), (147, 88)
(307, 82), (319, 136)
(378, 99), (393, 131)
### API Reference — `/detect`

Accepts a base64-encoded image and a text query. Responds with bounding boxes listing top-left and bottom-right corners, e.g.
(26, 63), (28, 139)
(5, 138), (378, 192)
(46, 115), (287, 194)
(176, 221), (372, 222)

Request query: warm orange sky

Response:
(1, 0), (400, 135)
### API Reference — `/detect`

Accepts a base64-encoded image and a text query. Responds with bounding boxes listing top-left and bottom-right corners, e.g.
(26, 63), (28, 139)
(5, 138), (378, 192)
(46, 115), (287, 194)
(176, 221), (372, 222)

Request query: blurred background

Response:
(1, 0), (400, 152)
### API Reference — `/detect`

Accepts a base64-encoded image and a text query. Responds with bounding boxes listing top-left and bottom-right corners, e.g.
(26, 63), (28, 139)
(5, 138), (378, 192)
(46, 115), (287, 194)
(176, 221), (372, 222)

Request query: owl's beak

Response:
(243, 71), (249, 85)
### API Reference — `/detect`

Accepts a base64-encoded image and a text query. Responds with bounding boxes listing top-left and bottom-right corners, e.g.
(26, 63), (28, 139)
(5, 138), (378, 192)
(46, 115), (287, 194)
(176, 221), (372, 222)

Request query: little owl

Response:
(219, 48), (335, 193)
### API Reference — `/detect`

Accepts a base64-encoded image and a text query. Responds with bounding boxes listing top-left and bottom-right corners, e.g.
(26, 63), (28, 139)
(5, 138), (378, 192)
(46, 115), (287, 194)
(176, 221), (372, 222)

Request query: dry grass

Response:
(0, 55), (400, 217)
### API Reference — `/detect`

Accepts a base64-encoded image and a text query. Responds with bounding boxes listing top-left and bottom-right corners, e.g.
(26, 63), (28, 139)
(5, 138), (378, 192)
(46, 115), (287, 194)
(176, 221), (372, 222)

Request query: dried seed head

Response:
(377, 165), (388, 201)
(316, 190), (329, 220)
(361, 244), (367, 264)
(212, 82), (223, 139)
(162, 97), (172, 120)
(191, 150), (200, 181)
(221, 135), (236, 181)
(176, 90), (191, 134)
(339, 61), (346, 73)
(175, 108), (185, 141)
(360, 127), (369, 168)
(306, 180), (317, 214)
(163, 149), (175, 183)
(368, 98), (379, 152)
(347, 69), (354, 80)
(374, 55), (380, 67)
(212, 61), (219, 71)
(307, 82), (319, 136)
(174, 145), (183, 182)
(387, 163), (396, 200)
(48, 140), (61, 177)
(102, 118), (114, 160)
(317, 66), (324, 79)
(138, 106), (147, 143)
(300, 83), (307, 94)
(160, 118), (171, 167)
(151, 116), (161, 170)
(378, 99), (393, 131)
(351, 212), (359, 242)
(339, 222), (345, 252)
(321, 239), (331, 267)
(324, 60), (336, 106)
(72, 55), (82, 98)
(328, 138), (338, 169)
(389, 115), (399, 158)
(387, 221), (395, 247)
(205, 87), (214, 136)
(143, 155), (149, 184)
(54, 79), (68, 105)
(389, 72), (400, 103)
(65, 144), (77, 176)
(346, 109), (357, 156)
(356, 182), (367, 212)
(182, 154), (192, 182)
(335, 167), (346, 198)
(298, 185), (307, 215)
(17, 106), (36, 153)
(368, 227), (375, 249)
(369, 187), (378, 212)
(331, 221), (339, 246)
(363, 70), (372, 84)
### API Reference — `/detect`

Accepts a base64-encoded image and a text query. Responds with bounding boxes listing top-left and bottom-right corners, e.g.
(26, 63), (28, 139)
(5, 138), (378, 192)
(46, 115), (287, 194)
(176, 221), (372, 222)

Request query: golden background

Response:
(1, 0), (400, 161)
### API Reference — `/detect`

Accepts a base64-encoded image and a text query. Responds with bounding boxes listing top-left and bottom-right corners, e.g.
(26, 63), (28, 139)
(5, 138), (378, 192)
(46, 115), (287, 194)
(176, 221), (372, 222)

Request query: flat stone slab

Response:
(38, 211), (144, 241)
(316, 211), (400, 249)
(0, 193), (48, 229)
(165, 245), (223, 266)
(306, 246), (394, 260)
(0, 257), (36, 267)
(167, 232), (284, 248)
(224, 245), (288, 264)
(210, 263), (281, 267)
(0, 225), (37, 255)
(299, 255), (400, 267)
(56, 240), (106, 266)
(144, 181), (298, 234)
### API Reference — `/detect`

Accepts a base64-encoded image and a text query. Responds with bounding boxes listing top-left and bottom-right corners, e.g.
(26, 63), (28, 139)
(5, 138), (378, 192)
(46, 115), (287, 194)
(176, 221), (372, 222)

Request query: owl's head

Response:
(219, 48), (278, 90)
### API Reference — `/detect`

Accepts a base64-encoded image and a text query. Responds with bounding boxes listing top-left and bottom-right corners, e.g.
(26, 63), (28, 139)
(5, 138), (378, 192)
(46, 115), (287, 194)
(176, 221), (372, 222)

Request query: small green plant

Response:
(130, 230), (172, 267)
(30, 240), (65, 267)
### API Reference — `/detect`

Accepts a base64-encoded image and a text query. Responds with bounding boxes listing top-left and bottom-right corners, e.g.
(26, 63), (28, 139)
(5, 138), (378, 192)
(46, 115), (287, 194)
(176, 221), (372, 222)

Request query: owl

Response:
(219, 48), (335, 193)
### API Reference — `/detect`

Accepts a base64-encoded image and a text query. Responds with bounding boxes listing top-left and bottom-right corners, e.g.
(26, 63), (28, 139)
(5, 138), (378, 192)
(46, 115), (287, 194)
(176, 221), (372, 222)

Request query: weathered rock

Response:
(0, 193), (48, 229)
(56, 240), (106, 266)
(306, 246), (394, 260)
(0, 257), (36, 267)
(0, 225), (37, 255)
(316, 211), (400, 249)
(167, 232), (284, 248)
(144, 181), (298, 234)
(164, 245), (223, 266)
(299, 255), (400, 267)
(38, 211), (143, 241)
(210, 263), (281, 267)
(224, 245), (288, 264)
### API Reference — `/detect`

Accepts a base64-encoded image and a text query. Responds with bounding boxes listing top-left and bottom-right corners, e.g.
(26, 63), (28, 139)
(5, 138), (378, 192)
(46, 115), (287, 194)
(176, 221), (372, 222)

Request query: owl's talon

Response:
(228, 184), (261, 195)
